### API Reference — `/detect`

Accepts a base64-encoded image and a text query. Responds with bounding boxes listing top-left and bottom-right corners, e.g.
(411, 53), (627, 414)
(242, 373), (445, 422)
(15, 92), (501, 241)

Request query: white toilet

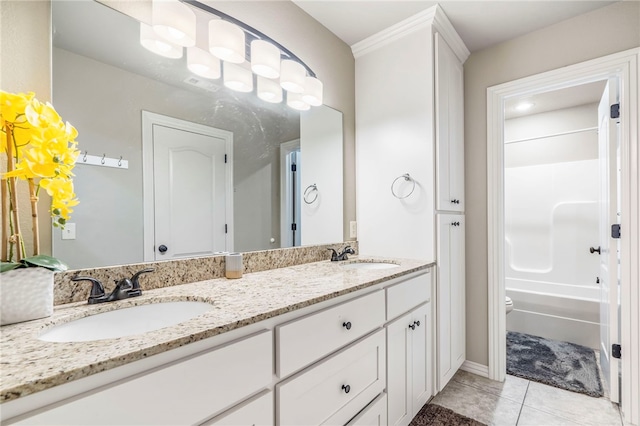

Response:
(505, 296), (514, 315)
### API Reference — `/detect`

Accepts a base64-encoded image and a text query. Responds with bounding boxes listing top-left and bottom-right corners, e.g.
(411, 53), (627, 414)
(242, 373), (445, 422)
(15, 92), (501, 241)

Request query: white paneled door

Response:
(598, 78), (620, 403)
(142, 112), (233, 261)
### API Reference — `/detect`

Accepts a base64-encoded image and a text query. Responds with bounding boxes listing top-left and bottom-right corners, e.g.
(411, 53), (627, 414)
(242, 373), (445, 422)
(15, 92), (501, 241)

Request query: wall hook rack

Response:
(77, 151), (129, 169)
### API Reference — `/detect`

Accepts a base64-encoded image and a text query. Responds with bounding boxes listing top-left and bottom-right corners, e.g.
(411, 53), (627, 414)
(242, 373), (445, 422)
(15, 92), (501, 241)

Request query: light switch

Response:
(62, 223), (76, 240)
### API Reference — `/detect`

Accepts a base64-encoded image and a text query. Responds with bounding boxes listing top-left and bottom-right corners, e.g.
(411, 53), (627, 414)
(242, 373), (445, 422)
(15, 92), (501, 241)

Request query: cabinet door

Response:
(386, 312), (412, 426)
(436, 214), (466, 390)
(410, 303), (432, 411)
(435, 32), (464, 212)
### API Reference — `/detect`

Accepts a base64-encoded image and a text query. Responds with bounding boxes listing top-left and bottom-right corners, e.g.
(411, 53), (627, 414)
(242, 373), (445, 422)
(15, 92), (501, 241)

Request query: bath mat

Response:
(409, 403), (486, 426)
(507, 331), (603, 397)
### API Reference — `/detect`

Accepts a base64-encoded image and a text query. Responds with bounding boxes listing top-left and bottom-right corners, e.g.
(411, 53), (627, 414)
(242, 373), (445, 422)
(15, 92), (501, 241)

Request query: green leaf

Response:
(1, 262), (23, 273)
(21, 255), (68, 272)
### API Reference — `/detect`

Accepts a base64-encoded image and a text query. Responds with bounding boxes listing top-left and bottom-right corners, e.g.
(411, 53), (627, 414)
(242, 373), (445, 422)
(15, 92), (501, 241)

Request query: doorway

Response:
(142, 111), (233, 261)
(486, 49), (639, 423)
(501, 79), (619, 397)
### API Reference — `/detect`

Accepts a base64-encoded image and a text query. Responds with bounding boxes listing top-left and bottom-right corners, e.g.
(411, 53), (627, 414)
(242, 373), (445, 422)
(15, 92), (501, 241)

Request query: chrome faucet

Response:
(328, 245), (356, 261)
(72, 268), (155, 305)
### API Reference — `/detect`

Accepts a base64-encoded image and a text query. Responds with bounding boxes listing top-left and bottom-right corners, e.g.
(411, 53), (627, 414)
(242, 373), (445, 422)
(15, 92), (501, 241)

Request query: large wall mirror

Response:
(51, 0), (344, 269)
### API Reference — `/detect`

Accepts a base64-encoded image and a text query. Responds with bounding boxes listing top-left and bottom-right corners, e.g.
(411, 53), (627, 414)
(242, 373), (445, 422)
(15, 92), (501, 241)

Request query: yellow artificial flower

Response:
(1, 90), (79, 228)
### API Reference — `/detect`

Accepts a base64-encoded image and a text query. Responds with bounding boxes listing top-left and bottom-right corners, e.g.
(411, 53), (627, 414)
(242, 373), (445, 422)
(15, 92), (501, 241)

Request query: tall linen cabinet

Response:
(353, 4), (469, 415)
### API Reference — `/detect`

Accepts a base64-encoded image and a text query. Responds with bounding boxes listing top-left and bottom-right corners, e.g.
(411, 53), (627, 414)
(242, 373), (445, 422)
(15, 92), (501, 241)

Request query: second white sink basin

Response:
(39, 301), (214, 343)
(340, 261), (400, 270)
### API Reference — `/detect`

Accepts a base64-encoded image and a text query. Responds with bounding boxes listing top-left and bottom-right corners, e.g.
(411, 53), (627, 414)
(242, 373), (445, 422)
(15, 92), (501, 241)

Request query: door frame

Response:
(280, 139), (300, 248)
(486, 48), (639, 423)
(141, 111), (234, 261)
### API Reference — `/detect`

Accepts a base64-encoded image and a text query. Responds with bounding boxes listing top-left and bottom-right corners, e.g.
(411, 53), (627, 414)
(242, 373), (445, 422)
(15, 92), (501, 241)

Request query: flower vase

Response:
(1, 267), (54, 325)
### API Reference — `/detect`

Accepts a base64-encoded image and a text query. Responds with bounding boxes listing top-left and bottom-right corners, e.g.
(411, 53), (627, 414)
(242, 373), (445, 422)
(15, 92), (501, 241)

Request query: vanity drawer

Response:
(386, 272), (431, 320)
(276, 290), (385, 377)
(345, 392), (387, 426)
(277, 329), (386, 426)
(16, 330), (272, 426)
(202, 390), (273, 426)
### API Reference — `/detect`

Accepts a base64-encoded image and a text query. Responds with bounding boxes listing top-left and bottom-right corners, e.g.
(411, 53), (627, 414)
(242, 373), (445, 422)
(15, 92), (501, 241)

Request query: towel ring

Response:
(391, 173), (416, 199)
(303, 184), (318, 204)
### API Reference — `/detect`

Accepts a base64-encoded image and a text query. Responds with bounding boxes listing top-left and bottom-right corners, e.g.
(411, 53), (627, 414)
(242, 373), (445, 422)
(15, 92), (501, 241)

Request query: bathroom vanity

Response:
(0, 257), (434, 426)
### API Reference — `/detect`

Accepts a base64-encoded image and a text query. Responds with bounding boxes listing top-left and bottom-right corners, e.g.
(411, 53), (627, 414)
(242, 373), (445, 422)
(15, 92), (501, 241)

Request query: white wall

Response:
(464, 1), (640, 366)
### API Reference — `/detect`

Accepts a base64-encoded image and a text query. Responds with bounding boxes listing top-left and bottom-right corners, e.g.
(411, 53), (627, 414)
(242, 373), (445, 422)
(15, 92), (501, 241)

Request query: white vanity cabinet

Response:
(436, 214), (466, 389)
(385, 275), (433, 426)
(5, 269), (434, 426)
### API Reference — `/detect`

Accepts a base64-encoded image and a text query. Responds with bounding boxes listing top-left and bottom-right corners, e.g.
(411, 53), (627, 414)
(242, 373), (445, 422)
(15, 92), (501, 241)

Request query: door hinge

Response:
(225, 224), (228, 234)
(291, 223), (297, 231)
(610, 103), (620, 119)
(291, 164), (297, 172)
(612, 343), (622, 359)
(611, 224), (621, 239)
(224, 154), (227, 164)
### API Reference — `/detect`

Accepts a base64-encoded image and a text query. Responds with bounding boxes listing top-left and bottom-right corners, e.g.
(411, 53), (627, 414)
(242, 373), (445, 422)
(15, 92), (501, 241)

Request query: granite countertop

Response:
(0, 257), (433, 403)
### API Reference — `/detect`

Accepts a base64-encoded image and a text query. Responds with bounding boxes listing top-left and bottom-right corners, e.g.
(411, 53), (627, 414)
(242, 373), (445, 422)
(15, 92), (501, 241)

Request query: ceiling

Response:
(291, 0), (619, 52)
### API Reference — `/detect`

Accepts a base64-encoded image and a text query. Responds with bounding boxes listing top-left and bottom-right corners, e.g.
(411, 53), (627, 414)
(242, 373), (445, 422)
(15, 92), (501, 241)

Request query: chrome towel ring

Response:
(391, 173), (416, 199)
(303, 184), (318, 204)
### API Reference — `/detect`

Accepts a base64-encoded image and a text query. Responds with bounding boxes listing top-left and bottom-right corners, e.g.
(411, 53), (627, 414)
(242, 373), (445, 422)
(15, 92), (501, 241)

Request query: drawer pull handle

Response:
(409, 323), (416, 330)
(342, 321), (352, 330)
(342, 384), (351, 394)
(414, 320), (421, 327)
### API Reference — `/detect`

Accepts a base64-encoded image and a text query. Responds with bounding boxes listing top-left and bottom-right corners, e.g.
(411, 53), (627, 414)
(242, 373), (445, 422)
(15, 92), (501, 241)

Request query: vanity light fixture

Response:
(143, 0), (323, 109)
(209, 19), (246, 64)
(257, 76), (283, 103)
(187, 46), (221, 79)
(251, 40), (281, 79)
(140, 22), (183, 59)
(280, 60), (306, 93)
(151, 0), (196, 47)
(223, 62), (253, 92)
(302, 76), (323, 106)
(287, 92), (310, 111)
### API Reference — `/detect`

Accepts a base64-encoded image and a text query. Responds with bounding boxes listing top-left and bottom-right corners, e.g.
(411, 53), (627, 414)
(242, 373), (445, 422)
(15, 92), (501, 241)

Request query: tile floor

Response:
(430, 370), (623, 426)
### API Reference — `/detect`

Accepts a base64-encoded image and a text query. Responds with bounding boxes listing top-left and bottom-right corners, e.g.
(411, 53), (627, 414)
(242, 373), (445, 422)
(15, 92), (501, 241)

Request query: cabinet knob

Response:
(451, 222), (460, 227)
(409, 323), (416, 330)
(342, 321), (352, 330)
(158, 244), (168, 253)
(414, 320), (421, 327)
(342, 384), (351, 394)
(451, 199), (460, 204)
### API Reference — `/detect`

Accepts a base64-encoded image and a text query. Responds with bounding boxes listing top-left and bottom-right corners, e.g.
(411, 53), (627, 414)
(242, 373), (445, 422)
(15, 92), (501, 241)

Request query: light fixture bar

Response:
(183, 0), (317, 78)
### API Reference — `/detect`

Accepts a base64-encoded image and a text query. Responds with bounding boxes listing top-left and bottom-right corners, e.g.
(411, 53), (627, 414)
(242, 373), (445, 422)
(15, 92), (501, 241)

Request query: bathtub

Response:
(506, 278), (600, 349)
(504, 159), (601, 349)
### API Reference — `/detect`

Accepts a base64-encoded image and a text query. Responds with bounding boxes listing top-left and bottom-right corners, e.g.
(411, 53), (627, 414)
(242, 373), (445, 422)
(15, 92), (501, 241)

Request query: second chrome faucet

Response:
(72, 268), (155, 305)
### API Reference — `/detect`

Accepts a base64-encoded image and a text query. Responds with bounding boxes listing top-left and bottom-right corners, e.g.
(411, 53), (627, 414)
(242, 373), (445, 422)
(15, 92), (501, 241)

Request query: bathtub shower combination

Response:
(505, 159), (600, 349)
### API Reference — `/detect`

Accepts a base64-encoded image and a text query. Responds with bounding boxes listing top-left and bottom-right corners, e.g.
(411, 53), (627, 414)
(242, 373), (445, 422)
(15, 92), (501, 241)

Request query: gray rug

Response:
(507, 331), (603, 397)
(410, 404), (486, 426)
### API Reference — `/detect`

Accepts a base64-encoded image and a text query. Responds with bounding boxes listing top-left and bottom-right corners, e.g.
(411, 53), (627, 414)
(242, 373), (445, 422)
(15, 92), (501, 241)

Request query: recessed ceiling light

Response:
(515, 101), (534, 112)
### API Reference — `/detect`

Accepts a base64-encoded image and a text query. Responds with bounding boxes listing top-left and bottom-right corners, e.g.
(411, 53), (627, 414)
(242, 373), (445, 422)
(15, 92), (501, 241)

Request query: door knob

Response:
(590, 246), (601, 254)
(158, 244), (168, 253)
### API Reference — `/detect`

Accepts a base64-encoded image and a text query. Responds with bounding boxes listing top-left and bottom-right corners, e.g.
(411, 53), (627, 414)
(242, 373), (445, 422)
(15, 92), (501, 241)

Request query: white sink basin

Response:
(340, 261), (400, 270)
(39, 301), (214, 343)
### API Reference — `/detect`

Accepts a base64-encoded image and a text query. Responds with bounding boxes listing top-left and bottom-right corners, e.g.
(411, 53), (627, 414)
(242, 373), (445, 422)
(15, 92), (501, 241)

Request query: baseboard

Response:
(461, 360), (489, 378)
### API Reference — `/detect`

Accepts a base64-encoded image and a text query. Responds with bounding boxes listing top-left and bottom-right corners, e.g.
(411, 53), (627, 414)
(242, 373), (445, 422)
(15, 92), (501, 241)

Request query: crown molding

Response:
(351, 5), (470, 63)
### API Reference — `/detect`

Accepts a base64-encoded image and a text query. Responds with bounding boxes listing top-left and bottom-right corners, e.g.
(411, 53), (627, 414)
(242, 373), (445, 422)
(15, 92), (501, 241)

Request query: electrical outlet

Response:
(349, 221), (357, 239)
(62, 223), (76, 240)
